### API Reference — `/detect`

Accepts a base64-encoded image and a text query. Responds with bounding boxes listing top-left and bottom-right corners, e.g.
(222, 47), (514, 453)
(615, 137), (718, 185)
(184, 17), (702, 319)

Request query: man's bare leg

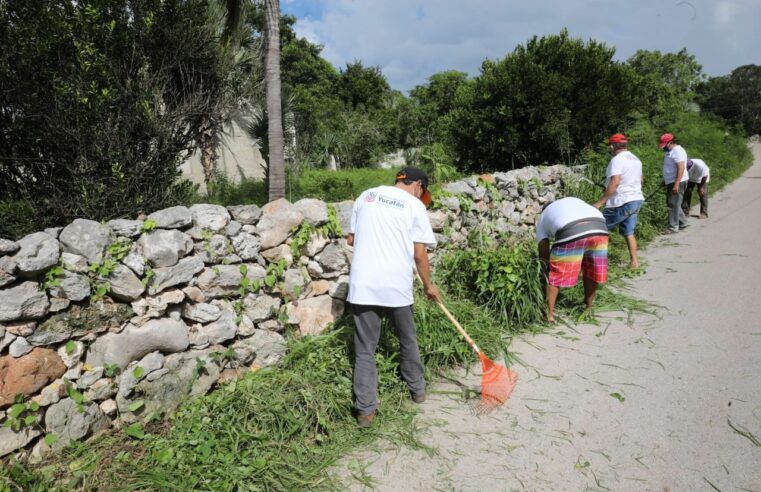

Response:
(625, 234), (639, 268)
(583, 276), (598, 314)
(546, 284), (559, 323)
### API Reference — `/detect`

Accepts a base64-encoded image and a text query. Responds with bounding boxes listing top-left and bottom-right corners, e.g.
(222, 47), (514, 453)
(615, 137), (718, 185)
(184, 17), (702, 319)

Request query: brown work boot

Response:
(357, 411), (376, 428)
(411, 392), (427, 404)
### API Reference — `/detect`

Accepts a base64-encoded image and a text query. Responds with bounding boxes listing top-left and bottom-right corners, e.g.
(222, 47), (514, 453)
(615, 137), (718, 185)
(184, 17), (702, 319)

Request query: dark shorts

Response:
(603, 200), (643, 236)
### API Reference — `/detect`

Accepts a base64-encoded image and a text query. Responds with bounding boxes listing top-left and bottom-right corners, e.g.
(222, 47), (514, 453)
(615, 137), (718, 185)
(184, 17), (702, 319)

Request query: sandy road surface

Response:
(339, 144), (761, 491)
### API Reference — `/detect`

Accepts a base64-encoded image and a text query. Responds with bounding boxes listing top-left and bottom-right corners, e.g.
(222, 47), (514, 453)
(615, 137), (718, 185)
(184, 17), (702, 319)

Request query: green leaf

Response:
(65, 340), (76, 355)
(29, 401), (40, 412)
(128, 400), (144, 412)
(610, 392), (625, 402)
(9, 403), (25, 419)
(265, 274), (276, 288)
(125, 423), (145, 439)
(44, 434), (59, 446)
(68, 386), (85, 404)
(132, 366), (145, 379)
(24, 415), (37, 426)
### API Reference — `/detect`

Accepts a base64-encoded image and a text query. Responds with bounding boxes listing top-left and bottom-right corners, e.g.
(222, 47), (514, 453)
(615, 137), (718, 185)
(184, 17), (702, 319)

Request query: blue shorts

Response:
(603, 200), (643, 237)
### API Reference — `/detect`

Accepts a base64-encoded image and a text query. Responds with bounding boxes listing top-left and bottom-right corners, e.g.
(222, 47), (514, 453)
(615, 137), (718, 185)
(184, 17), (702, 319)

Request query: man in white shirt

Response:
(659, 133), (690, 233)
(594, 133), (644, 268)
(536, 197), (609, 323)
(347, 167), (441, 428)
(683, 158), (710, 219)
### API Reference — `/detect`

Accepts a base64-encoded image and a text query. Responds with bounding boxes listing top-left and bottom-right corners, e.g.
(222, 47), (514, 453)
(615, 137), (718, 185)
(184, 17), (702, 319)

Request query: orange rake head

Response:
(476, 352), (519, 413)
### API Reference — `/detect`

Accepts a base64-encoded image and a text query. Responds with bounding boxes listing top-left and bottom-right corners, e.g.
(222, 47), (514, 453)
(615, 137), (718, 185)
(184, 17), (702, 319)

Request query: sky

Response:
(281, 0), (761, 93)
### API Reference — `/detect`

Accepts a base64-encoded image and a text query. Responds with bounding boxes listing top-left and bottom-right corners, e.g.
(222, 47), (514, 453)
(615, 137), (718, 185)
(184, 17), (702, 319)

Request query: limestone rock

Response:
(182, 303), (221, 323)
(61, 252), (89, 273)
(256, 199), (304, 249)
(440, 197), (461, 212)
(332, 200), (354, 235)
(84, 378), (117, 402)
(9, 337), (33, 357)
(100, 399), (117, 416)
(232, 330), (286, 368)
(85, 317), (189, 369)
(285, 295), (344, 336)
(4, 321), (35, 337)
(444, 181), (474, 196)
(428, 210), (448, 232)
(12, 232), (60, 276)
(193, 234), (229, 264)
(0, 256), (17, 288)
(147, 206), (192, 229)
(1, 332), (16, 352)
(32, 378), (65, 406)
(183, 286), (206, 303)
(29, 301), (132, 346)
(302, 232), (330, 257)
(196, 264), (265, 299)
(0, 239), (19, 255)
(0, 426), (40, 458)
(122, 247), (146, 277)
(57, 340), (84, 368)
(315, 242), (349, 278)
(105, 265), (144, 302)
(227, 204), (262, 225)
(190, 204), (230, 232)
(294, 198), (329, 225)
(76, 367), (104, 390)
(49, 271), (91, 302)
(282, 268), (307, 300)
(59, 219), (111, 263)
(0, 281), (50, 322)
(243, 294), (281, 322)
(237, 315), (255, 337)
(225, 220), (242, 237)
(107, 219), (144, 238)
(231, 233), (261, 261)
(260, 244), (293, 266)
(148, 256), (204, 295)
(44, 398), (111, 450)
(116, 351), (164, 397)
(329, 275), (350, 300)
(139, 230), (193, 268)
(308, 280), (330, 297)
(189, 310), (237, 346)
(0, 348), (66, 407)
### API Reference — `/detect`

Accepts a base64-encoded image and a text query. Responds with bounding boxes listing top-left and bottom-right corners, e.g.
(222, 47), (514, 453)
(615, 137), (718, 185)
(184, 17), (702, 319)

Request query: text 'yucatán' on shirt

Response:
(688, 158), (710, 183)
(605, 150), (644, 208)
(348, 185), (436, 307)
(663, 145), (690, 185)
(536, 197), (608, 246)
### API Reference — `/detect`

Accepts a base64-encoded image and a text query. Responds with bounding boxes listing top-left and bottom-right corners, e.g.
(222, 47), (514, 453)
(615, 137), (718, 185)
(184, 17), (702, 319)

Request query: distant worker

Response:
(682, 158), (710, 219)
(594, 133), (644, 269)
(536, 197), (609, 323)
(347, 167), (441, 428)
(659, 133), (690, 233)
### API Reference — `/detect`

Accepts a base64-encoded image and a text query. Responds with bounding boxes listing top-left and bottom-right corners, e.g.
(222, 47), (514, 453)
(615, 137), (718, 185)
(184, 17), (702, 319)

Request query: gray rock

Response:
(444, 181), (474, 196)
(147, 206), (192, 229)
(99, 399), (117, 416)
(84, 378), (117, 402)
(329, 275), (350, 300)
(302, 232), (330, 257)
(122, 247), (146, 277)
(196, 264), (266, 299)
(285, 295), (345, 336)
(190, 204), (230, 232)
(189, 310), (237, 345)
(237, 315), (255, 337)
(29, 301), (132, 346)
(2, 320), (34, 337)
(57, 340), (84, 368)
(193, 234), (229, 264)
(44, 227), (62, 238)
(258, 319), (282, 332)
(332, 200), (353, 235)
(0, 239), (19, 255)
(148, 256), (204, 295)
(0, 281), (50, 322)
(139, 229), (193, 268)
(182, 303), (221, 323)
(105, 265), (145, 302)
(282, 268), (307, 300)
(316, 242), (349, 277)
(227, 204), (262, 225)
(225, 221), (242, 237)
(231, 233), (261, 261)
(440, 197), (461, 212)
(9, 337), (33, 357)
(0, 256), (17, 288)
(1, 332), (16, 352)
(472, 185), (487, 201)
(499, 200), (516, 217)
(131, 289), (185, 321)
(107, 219), (144, 238)
(45, 398), (110, 450)
(232, 330), (286, 367)
(306, 260), (323, 278)
(256, 199), (304, 249)
(85, 317), (190, 369)
(260, 245), (293, 266)
(48, 297), (70, 313)
(76, 368), (104, 389)
(0, 426), (40, 458)
(59, 219), (111, 263)
(61, 252), (89, 273)
(243, 294), (281, 322)
(12, 232), (60, 276)
(117, 351), (164, 396)
(49, 271), (90, 302)
(294, 198), (329, 226)
(428, 210), (448, 232)
(32, 378), (65, 406)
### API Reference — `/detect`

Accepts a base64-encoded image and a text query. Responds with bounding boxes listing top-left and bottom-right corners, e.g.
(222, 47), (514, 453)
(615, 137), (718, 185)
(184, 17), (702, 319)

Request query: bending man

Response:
(594, 133), (644, 268)
(347, 167), (441, 428)
(537, 197), (609, 323)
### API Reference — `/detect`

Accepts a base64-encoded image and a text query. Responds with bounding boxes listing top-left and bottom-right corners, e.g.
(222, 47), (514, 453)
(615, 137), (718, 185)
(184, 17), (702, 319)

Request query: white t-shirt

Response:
(348, 186), (436, 307)
(536, 197), (605, 243)
(688, 158), (710, 183)
(605, 150), (644, 208)
(663, 145), (690, 184)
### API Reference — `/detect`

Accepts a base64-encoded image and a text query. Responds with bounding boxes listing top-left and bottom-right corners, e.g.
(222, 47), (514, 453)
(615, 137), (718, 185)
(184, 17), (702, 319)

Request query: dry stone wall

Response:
(0, 164), (574, 460)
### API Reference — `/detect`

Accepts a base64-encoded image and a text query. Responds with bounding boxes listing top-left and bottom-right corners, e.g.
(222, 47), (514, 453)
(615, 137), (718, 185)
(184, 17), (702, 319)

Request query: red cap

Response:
(608, 133), (628, 145)
(658, 133), (674, 149)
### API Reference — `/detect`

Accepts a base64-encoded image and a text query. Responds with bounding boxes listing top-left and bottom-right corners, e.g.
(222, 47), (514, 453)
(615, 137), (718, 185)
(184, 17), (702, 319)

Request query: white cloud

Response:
(290, 0), (761, 91)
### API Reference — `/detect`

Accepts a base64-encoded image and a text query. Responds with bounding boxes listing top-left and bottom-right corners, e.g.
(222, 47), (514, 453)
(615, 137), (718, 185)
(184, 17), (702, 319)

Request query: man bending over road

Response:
(537, 197), (609, 323)
(347, 166), (441, 428)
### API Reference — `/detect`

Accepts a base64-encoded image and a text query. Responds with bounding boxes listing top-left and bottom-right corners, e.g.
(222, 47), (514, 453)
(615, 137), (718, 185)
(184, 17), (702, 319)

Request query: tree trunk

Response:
(198, 116), (216, 190)
(264, 0), (285, 201)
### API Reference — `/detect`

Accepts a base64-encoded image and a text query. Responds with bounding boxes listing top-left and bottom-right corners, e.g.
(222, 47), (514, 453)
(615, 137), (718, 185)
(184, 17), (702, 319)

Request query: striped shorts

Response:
(549, 235), (608, 288)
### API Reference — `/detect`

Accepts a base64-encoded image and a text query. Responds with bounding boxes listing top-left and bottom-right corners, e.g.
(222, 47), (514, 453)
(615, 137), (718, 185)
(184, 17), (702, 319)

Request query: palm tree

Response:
(264, 0), (285, 201)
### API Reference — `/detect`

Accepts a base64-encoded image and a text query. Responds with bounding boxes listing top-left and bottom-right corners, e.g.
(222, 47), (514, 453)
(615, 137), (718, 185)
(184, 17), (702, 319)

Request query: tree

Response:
(627, 48), (704, 120)
(698, 64), (761, 135)
(264, 0), (285, 201)
(450, 29), (636, 171)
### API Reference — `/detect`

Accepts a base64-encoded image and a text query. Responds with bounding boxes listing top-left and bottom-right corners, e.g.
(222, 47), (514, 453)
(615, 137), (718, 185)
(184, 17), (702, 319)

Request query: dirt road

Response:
(342, 144), (761, 491)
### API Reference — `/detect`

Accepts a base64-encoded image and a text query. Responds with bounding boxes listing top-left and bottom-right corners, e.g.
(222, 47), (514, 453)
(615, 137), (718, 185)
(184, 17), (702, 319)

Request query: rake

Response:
(433, 298), (519, 413)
